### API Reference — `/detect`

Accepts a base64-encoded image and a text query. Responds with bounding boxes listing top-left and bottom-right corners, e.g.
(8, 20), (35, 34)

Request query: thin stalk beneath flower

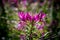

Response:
(29, 20), (34, 40)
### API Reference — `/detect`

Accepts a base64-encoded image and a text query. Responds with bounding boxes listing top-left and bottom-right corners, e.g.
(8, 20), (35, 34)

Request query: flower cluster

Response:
(17, 11), (46, 31)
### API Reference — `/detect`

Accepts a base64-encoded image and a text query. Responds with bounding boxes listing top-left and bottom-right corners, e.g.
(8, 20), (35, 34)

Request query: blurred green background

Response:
(0, 0), (60, 40)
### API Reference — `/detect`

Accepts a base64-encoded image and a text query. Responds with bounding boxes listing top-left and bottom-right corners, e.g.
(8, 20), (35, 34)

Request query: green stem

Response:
(29, 20), (34, 40)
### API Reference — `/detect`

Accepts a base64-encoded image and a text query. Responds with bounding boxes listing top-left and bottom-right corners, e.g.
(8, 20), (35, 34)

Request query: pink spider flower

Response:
(18, 11), (46, 30)
(39, 11), (46, 21)
(18, 11), (26, 21)
(25, 12), (32, 22)
(35, 22), (44, 30)
(18, 11), (33, 22)
(20, 34), (26, 40)
(38, 22), (45, 30)
(17, 21), (26, 30)
(33, 14), (40, 22)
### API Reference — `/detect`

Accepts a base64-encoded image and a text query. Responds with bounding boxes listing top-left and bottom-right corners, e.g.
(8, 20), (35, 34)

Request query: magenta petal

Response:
(17, 23), (21, 30)
(39, 11), (46, 19)
(33, 14), (39, 21)
(35, 22), (45, 30)
(41, 13), (46, 18)
(17, 21), (26, 30)
(20, 34), (26, 40)
(38, 26), (44, 30)
(18, 12), (26, 21)
(38, 24), (44, 30)
(26, 12), (32, 21)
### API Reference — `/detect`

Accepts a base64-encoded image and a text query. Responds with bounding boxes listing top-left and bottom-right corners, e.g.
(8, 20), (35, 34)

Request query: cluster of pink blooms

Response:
(17, 11), (46, 30)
